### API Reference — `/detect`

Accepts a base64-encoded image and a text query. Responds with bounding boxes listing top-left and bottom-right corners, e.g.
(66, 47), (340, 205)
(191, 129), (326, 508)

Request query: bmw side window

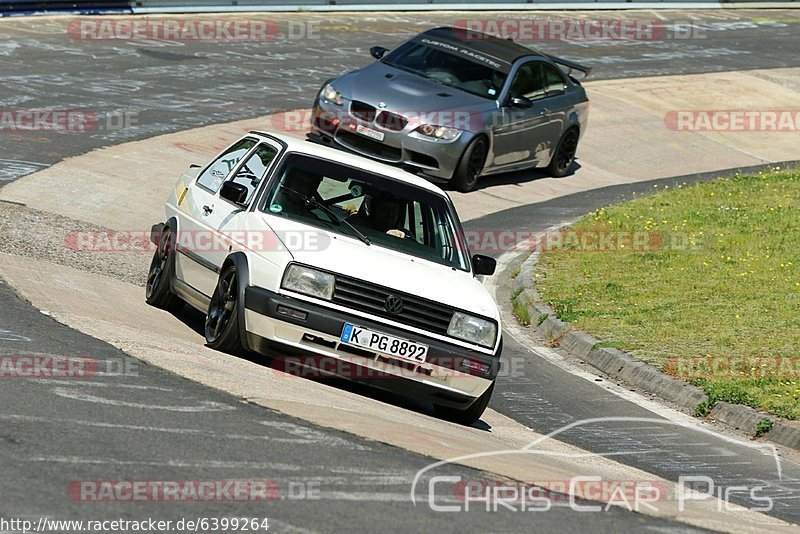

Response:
(509, 63), (545, 101)
(196, 138), (257, 193)
(543, 64), (567, 96)
(227, 143), (279, 205)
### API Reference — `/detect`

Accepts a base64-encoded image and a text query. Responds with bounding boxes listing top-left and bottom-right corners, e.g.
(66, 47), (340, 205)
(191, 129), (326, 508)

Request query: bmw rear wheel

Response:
(547, 128), (579, 178)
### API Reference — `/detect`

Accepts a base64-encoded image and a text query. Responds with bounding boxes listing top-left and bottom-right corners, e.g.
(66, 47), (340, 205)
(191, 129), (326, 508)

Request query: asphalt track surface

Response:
(2, 9), (800, 532)
(2, 281), (708, 532)
(2, 10), (800, 182)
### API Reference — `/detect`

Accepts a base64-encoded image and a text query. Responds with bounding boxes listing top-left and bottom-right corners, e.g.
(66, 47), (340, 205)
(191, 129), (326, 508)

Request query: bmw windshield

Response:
(381, 37), (508, 100)
(260, 154), (470, 271)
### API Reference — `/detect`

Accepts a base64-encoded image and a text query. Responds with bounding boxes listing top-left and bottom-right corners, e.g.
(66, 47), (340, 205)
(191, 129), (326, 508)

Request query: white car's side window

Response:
(227, 143), (280, 205)
(196, 138), (258, 193)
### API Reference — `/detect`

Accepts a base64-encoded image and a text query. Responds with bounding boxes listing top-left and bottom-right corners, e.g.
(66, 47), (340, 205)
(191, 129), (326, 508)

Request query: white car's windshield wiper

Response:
(280, 185), (371, 246)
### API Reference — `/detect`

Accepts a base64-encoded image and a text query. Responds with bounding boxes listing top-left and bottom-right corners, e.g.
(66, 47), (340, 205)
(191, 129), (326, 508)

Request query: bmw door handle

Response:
(539, 108), (550, 115)
(203, 205), (213, 215)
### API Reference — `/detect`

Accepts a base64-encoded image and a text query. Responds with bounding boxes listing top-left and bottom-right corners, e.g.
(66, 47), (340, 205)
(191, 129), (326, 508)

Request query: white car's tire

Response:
(205, 264), (245, 354)
(145, 226), (183, 312)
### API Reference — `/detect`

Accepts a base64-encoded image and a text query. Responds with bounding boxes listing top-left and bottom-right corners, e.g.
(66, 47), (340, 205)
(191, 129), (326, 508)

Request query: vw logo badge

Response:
(384, 295), (404, 314)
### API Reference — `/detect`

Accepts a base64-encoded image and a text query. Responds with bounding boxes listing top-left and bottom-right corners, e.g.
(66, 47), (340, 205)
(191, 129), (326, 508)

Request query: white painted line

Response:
(26, 379), (172, 390)
(0, 160), (48, 182)
(259, 421), (372, 451)
(23, 455), (304, 471)
(0, 329), (31, 342)
(0, 413), (315, 444)
(51, 387), (236, 412)
(266, 520), (319, 534)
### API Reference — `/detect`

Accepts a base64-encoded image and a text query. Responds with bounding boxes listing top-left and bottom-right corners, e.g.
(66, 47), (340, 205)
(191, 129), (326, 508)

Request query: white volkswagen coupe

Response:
(146, 131), (502, 424)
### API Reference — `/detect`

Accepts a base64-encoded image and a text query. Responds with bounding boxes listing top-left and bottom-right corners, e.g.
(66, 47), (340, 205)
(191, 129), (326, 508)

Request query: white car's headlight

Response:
(413, 124), (462, 141)
(447, 311), (497, 348)
(281, 264), (335, 300)
(321, 83), (344, 106)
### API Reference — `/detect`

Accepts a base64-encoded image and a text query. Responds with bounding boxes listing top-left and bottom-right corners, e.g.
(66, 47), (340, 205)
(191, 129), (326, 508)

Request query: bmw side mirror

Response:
(508, 95), (534, 109)
(370, 46), (389, 60)
(472, 254), (496, 276)
(220, 181), (249, 206)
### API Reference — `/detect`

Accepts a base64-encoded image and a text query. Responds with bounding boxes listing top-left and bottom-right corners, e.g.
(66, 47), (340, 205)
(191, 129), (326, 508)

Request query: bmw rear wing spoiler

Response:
(547, 55), (592, 80)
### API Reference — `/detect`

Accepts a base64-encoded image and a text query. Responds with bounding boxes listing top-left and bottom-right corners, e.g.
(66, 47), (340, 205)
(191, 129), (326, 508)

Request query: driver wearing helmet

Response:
(367, 194), (409, 239)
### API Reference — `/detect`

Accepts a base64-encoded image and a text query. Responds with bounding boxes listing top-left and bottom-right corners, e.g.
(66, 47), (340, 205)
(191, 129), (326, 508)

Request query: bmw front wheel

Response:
(452, 136), (488, 192)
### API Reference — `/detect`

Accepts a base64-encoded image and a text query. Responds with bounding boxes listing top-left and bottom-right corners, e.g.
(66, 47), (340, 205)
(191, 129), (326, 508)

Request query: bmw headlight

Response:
(447, 311), (497, 348)
(281, 264), (335, 300)
(320, 83), (344, 106)
(413, 124), (462, 141)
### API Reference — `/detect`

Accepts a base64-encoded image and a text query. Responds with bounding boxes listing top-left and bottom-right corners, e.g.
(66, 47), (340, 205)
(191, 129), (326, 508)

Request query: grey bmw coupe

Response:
(309, 26), (591, 192)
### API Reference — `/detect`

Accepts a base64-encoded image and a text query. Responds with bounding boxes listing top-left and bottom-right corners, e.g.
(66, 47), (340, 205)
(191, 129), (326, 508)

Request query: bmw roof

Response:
(416, 26), (592, 77)
(419, 26), (544, 67)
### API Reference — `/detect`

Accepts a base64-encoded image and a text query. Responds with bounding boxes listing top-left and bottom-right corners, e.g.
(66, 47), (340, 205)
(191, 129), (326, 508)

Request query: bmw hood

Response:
(262, 215), (499, 321)
(333, 62), (496, 130)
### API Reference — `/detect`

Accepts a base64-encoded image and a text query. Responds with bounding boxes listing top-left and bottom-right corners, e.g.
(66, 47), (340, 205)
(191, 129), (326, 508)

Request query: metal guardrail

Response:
(1, 0), (797, 14)
(0, 1), (131, 13)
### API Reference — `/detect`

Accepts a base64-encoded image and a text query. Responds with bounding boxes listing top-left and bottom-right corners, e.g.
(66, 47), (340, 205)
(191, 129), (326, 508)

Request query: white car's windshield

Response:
(382, 38), (508, 100)
(261, 153), (469, 271)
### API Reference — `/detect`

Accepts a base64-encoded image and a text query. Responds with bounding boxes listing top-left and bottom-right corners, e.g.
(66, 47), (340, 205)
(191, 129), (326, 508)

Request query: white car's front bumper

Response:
(243, 286), (499, 408)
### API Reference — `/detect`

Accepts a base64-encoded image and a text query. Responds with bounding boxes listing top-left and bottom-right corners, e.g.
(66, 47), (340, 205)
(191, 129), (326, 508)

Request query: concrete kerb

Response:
(512, 246), (800, 452)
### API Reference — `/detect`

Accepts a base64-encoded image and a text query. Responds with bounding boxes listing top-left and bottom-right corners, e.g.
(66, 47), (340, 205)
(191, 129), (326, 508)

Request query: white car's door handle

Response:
(203, 205), (213, 215)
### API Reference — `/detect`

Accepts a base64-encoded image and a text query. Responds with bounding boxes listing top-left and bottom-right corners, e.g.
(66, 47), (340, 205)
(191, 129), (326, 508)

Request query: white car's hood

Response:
(263, 214), (499, 320)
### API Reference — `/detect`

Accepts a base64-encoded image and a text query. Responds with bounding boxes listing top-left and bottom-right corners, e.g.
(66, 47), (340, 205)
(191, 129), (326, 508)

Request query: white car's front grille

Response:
(332, 275), (454, 335)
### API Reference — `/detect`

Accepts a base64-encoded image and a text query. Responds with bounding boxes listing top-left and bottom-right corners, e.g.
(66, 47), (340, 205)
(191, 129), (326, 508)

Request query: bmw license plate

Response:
(340, 323), (428, 364)
(355, 124), (385, 142)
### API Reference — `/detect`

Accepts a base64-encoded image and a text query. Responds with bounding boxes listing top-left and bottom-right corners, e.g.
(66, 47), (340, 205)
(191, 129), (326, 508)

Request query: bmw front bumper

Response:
(311, 98), (472, 181)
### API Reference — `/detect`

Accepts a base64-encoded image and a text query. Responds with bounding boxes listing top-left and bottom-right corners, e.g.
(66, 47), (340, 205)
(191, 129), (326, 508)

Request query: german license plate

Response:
(355, 124), (385, 142)
(340, 323), (428, 364)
